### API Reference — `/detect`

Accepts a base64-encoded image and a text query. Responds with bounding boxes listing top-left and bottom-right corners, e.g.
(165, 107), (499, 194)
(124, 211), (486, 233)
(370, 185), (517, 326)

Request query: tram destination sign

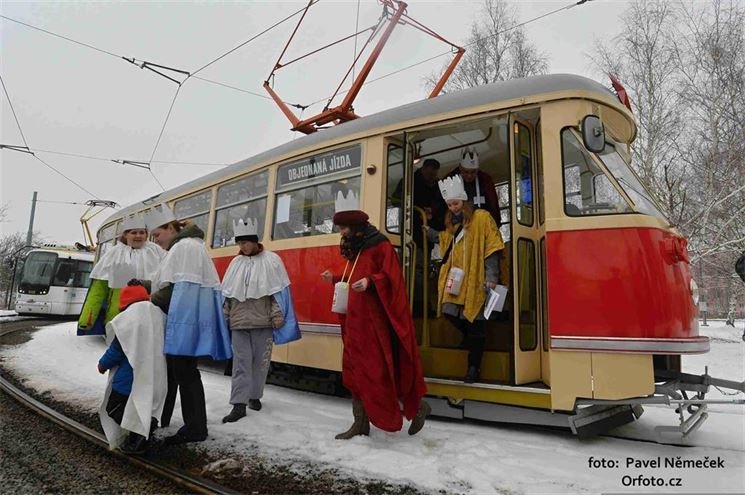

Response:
(277, 144), (361, 188)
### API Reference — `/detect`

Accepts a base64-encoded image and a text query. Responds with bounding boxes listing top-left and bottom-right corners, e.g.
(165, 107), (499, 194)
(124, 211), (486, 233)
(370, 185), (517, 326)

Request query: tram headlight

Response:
(690, 278), (700, 305)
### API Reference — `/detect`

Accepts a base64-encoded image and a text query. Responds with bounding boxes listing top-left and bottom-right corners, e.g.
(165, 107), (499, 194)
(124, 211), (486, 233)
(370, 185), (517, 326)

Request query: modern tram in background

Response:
(14, 246), (94, 316)
(94, 74), (743, 436)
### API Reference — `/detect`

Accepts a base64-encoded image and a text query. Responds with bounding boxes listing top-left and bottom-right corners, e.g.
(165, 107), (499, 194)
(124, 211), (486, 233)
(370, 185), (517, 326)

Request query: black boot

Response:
(222, 403), (247, 423)
(464, 365), (479, 384)
(408, 400), (432, 435)
(335, 399), (370, 440)
(248, 399), (262, 411)
(120, 432), (148, 455)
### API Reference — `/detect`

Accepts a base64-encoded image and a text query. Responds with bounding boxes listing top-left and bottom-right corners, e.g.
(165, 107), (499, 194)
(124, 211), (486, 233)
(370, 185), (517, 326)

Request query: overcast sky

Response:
(1, 0), (629, 245)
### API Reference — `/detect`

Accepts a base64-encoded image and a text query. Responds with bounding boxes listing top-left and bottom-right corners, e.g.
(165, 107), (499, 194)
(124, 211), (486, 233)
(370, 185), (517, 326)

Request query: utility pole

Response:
(26, 191), (37, 247)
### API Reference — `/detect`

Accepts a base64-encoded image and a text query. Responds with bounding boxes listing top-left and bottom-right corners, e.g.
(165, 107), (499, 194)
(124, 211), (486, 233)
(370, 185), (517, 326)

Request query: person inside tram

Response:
(393, 157), (447, 317)
(446, 148), (501, 227)
(320, 191), (431, 439)
(78, 213), (165, 339)
(146, 204), (231, 445)
(97, 284), (167, 455)
(435, 175), (505, 383)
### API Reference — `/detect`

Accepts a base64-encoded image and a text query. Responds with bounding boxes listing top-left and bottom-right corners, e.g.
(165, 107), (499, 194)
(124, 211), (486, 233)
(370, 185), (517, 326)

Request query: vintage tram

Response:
(96, 74), (741, 436)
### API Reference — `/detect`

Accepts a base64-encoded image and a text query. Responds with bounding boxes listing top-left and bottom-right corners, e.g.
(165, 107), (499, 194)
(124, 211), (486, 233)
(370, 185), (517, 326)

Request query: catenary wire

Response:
(1, 74), (100, 199)
(23, 146), (228, 166)
(189, 0), (320, 78)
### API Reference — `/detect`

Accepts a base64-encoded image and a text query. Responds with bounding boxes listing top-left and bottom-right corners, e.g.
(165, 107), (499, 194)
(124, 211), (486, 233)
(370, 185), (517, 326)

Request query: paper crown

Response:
(121, 213), (146, 232)
(334, 190), (360, 213)
(460, 147), (479, 170)
(438, 175), (468, 202)
(233, 217), (258, 238)
(145, 204), (176, 230)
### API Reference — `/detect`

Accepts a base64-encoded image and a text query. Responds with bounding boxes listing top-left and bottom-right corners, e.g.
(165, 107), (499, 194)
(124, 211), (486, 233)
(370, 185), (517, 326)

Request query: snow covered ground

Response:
(1, 321), (743, 494)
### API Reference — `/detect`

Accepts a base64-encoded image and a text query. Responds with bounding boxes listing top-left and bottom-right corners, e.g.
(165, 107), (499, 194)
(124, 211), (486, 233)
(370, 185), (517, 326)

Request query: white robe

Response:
(90, 241), (165, 289)
(150, 237), (220, 291)
(221, 250), (290, 301)
(99, 301), (167, 449)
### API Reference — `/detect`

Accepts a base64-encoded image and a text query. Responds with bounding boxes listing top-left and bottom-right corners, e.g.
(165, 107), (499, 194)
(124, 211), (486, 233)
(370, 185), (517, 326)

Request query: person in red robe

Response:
(321, 207), (430, 439)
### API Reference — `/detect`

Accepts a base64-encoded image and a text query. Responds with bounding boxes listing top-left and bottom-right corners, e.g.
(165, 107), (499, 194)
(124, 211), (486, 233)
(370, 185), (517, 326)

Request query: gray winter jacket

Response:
(224, 295), (282, 331)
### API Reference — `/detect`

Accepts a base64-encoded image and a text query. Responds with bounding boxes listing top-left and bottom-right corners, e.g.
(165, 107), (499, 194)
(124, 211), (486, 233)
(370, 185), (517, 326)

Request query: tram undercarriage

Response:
(423, 367), (745, 440)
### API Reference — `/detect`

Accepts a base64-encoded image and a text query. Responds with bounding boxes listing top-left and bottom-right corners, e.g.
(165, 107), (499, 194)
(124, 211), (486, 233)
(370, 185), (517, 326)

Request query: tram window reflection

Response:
(561, 129), (631, 216)
(272, 176), (361, 240)
(212, 199), (267, 248)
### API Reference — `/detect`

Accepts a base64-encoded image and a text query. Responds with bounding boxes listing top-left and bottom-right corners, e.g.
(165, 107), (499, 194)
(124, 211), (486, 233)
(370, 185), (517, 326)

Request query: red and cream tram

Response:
(97, 74), (742, 436)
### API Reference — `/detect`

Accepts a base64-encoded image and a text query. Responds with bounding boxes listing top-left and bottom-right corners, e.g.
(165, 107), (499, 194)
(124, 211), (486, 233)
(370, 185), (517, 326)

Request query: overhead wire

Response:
(190, 0), (320, 78)
(1, 74), (100, 199)
(1, 7), (311, 190)
(8, 146), (227, 167)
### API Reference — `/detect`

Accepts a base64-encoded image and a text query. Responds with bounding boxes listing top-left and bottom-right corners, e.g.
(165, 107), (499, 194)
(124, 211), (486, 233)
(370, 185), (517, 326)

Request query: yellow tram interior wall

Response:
(549, 351), (654, 411)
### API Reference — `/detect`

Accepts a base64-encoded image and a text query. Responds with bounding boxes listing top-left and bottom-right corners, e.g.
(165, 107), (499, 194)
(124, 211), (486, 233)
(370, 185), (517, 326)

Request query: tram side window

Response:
(212, 171), (269, 248)
(495, 182), (511, 243)
(273, 177), (361, 240)
(517, 238), (538, 351)
(273, 144), (362, 240)
(174, 190), (212, 234)
(561, 129), (631, 216)
(386, 144), (404, 234)
(514, 122), (534, 226)
(96, 223), (117, 259)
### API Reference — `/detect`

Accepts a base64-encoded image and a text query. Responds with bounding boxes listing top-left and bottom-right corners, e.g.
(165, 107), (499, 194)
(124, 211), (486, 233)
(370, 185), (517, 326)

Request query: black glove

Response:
(127, 278), (144, 287)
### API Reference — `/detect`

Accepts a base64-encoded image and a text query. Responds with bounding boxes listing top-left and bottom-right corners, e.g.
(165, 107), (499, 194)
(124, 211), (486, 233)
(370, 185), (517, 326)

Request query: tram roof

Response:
(107, 73), (622, 224)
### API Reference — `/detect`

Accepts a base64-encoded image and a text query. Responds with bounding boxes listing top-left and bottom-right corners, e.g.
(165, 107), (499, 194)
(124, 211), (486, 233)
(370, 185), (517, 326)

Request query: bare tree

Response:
(425, 0), (548, 92)
(672, 0), (745, 262)
(590, 0), (745, 316)
(591, 1), (689, 227)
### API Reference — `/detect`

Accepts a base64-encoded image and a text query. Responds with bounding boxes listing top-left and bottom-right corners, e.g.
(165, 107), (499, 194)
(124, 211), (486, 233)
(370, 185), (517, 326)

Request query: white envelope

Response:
(483, 284), (508, 319)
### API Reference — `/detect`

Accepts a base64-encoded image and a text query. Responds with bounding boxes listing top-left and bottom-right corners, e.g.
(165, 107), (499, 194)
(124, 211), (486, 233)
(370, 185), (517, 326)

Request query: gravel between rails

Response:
(1, 324), (428, 494)
(0, 389), (183, 494)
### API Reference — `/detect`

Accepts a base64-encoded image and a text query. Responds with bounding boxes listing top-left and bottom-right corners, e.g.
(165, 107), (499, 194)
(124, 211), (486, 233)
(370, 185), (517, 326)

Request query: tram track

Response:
(0, 320), (235, 495)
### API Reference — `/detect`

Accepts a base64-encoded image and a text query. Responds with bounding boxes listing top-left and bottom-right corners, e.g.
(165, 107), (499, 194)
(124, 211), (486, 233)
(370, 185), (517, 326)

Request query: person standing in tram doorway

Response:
(320, 191), (431, 439)
(78, 213), (165, 339)
(145, 204), (232, 445)
(221, 218), (300, 423)
(435, 175), (505, 383)
(447, 148), (501, 227)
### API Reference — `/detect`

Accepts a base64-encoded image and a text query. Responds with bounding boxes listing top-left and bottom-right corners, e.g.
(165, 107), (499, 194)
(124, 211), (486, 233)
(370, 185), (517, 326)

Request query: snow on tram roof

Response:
(105, 73), (620, 224)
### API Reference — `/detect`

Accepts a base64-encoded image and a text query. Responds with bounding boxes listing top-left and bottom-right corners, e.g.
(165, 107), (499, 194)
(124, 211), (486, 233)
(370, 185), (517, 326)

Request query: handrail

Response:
(412, 206), (431, 348)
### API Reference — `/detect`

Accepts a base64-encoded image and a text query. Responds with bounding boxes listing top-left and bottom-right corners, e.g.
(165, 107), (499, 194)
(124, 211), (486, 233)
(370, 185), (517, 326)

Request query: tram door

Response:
(510, 115), (543, 385)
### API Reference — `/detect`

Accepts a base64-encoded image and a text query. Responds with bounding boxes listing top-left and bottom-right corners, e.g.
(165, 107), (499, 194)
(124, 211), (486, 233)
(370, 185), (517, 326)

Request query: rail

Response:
(0, 323), (235, 495)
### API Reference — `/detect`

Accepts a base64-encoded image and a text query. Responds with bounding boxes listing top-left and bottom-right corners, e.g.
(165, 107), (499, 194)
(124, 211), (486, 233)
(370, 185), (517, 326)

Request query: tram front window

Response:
(596, 141), (669, 221)
(18, 252), (57, 294)
(562, 129), (632, 216)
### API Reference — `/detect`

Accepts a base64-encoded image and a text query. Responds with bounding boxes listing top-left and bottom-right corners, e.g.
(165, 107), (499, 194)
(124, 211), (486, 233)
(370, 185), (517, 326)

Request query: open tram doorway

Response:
(385, 109), (543, 385)
(385, 109), (546, 387)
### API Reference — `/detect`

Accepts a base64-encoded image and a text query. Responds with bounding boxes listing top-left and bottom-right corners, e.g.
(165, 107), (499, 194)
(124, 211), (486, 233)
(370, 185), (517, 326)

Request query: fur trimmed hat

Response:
(119, 285), (150, 311)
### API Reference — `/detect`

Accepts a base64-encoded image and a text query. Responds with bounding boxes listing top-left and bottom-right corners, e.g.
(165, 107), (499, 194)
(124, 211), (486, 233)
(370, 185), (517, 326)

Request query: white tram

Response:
(14, 246), (94, 316)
